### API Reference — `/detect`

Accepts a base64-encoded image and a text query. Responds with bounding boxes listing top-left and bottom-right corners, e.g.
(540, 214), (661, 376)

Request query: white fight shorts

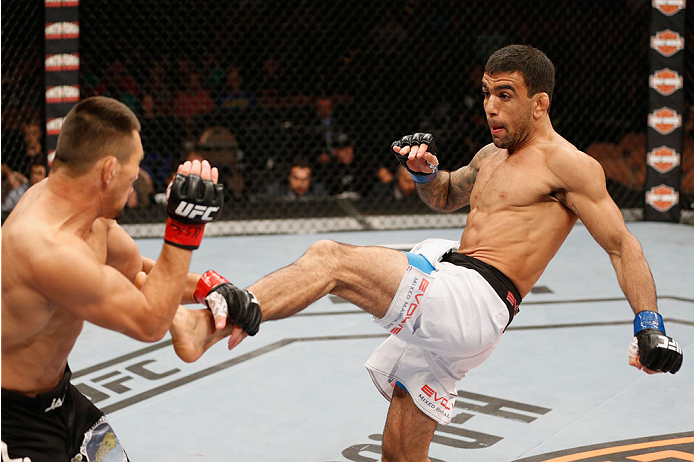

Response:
(365, 239), (510, 425)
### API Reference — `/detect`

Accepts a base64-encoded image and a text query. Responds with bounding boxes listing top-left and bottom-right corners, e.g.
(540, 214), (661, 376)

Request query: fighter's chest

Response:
(470, 154), (552, 208)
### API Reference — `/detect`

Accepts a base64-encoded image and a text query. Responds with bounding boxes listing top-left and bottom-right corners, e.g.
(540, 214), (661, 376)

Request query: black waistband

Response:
(1, 365), (72, 414)
(440, 251), (521, 329)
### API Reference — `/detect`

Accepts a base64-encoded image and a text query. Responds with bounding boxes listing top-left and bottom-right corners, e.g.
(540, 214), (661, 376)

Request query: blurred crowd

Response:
(2, 0), (693, 216)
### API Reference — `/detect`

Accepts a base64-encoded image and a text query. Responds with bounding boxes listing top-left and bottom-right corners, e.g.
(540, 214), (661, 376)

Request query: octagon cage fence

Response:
(2, 0), (693, 236)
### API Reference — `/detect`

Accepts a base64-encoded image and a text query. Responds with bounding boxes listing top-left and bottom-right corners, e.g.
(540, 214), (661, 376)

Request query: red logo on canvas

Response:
(652, 0), (686, 16)
(649, 68), (683, 96)
(390, 278), (430, 335)
(648, 107), (682, 135)
(646, 184), (679, 212)
(421, 384), (451, 410)
(647, 146), (681, 174)
(650, 30), (684, 57)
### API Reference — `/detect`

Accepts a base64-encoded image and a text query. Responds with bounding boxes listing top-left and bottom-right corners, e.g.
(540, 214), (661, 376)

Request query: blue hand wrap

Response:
(409, 164), (438, 183)
(633, 310), (665, 335)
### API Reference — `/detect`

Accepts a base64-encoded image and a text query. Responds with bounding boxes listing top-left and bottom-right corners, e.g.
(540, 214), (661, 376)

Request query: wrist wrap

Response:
(409, 164), (438, 183)
(165, 219), (206, 250)
(194, 270), (229, 304)
(633, 310), (665, 335)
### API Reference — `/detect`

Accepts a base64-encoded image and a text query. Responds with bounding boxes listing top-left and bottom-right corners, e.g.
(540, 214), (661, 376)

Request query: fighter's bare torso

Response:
(1, 181), (119, 394)
(458, 137), (581, 297)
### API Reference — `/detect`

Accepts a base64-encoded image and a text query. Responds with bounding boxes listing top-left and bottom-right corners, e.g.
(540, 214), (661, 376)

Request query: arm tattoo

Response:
(417, 144), (497, 212)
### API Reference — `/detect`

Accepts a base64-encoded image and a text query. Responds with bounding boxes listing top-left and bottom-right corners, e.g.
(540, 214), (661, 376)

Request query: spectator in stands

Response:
(173, 71), (214, 131)
(94, 59), (141, 114)
(214, 65), (257, 110)
(3, 120), (44, 177)
(126, 168), (154, 209)
(188, 126), (246, 200)
(370, 165), (416, 200)
(1, 156), (47, 213)
(257, 56), (284, 100)
(143, 57), (174, 116)
(266, 156), (327, 200)
(318, 132), (367, 199)
(312, 97), (340, 163)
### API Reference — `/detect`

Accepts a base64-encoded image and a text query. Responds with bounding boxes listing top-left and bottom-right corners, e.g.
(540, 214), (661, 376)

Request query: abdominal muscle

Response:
(458, 203), (577, 297)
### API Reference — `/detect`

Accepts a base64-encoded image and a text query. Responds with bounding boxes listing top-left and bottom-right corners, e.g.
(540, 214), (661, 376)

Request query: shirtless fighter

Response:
(174, 45), (683, 461)
(0, 96), (251, 461)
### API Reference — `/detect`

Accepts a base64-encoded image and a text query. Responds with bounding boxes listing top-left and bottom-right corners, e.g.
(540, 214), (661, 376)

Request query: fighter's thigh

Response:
(382, 385), (437, 461)
(327, 242), (409, 318)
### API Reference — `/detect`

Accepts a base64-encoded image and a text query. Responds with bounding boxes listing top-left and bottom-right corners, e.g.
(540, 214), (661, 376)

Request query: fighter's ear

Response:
(533, 92), (550, 118)
(101, 156), (118, 186)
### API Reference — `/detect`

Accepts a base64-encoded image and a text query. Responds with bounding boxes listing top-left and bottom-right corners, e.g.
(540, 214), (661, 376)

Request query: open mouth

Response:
(489, 123), (505, 135)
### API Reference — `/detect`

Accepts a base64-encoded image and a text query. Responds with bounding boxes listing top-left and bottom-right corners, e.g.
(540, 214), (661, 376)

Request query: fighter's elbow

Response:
(128, 316), (169, 343)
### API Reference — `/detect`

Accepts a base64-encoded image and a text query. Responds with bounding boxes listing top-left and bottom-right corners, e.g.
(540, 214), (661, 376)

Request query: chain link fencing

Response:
(2, 0), (693, 231)
(2, 0), (45, 214)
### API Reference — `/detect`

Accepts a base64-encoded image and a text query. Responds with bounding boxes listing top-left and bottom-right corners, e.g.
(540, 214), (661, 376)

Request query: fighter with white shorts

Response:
(366, 238), (521, 424)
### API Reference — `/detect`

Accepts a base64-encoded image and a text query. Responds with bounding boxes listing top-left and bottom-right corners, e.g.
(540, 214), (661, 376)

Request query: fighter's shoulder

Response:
(7, 216), (93, 266)
(472, 143), (500, 163)
(543, 141), (602, 174)
(542, 141), (605, 192)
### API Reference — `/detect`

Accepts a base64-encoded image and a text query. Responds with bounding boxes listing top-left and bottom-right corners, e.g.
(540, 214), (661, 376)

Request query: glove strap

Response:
(409, 164), (438, 184)
(164, 218), (205, 250)
(194, 270), (230, 304)
(633, 310), (665, 335)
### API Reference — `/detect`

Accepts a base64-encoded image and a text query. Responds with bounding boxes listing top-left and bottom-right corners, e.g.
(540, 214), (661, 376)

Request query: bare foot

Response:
(170, 307), (235, 363)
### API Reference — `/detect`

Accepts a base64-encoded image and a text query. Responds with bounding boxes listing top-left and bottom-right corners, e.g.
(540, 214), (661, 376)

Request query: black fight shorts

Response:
(1, 366), (129, 462)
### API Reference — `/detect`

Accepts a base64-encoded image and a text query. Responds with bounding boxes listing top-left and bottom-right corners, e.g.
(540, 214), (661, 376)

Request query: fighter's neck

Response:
(507, 117), (555, 155)
(44, 174), (104, 236)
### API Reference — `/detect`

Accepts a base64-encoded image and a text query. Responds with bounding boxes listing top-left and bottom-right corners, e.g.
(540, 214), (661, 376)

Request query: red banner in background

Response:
(645, 0), (686, 222)
(44, 0), (79, 166)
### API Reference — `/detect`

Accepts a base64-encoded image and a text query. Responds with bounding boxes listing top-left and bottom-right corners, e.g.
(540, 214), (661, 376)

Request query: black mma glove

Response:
(194, 270), (262, 336)
(391, 132), (439, 183)
(165, 173), (224, 250)
(629, 311), (682, 374)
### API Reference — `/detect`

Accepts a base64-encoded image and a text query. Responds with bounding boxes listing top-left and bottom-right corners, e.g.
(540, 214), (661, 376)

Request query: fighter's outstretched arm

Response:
(32, 160), (222, 342)
(550, 149), (682, 374)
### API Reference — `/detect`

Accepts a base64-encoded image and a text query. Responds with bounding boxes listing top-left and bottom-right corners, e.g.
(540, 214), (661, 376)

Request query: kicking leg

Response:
(251, 239), (408, 321)
(171, 240), (408, 361)
(382, 385), (438, 462)
(169, 306), (239, 363)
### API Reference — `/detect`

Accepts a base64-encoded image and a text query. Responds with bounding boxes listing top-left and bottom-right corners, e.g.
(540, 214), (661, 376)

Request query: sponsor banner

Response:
(645, 0), (684, 222)
(652, 0), (687, 16)
(649, 68), (683, 96)
(647, 146), (681, 174)
(44, 1), (80, 166)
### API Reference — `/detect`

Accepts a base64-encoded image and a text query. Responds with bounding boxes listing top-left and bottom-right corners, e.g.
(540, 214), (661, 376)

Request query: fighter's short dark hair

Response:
(485, 45), (555, 107)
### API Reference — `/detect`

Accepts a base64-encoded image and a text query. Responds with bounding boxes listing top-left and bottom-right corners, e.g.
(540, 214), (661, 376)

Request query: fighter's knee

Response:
(303, 239), (344, 266)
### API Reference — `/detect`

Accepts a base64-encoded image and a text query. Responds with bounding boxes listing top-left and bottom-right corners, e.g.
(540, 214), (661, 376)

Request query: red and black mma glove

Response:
(391, 132), (439, 184)
(194, 270), (262, 336)
(629, 311), (682, 374)
(165, 173), (224, 250)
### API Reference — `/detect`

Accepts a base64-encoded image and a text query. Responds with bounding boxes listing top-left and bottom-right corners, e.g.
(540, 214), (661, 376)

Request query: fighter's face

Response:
(482, 71), (534, 150)
(108, 131), (144, 219)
